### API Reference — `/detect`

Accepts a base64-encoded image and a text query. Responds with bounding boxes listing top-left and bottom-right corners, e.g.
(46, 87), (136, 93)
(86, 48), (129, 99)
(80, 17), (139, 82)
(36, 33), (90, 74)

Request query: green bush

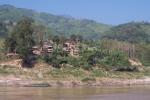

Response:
(43, 47), (68, 68)
(115, 66), (139, 72)
(102, 51), (130, 67)
(66, 56), (80, 67)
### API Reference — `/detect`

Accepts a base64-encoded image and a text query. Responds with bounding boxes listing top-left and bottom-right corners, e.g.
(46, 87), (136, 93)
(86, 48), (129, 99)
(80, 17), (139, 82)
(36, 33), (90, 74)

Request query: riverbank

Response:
(1, 75), (150, 87)
(0, 61), (150, 87)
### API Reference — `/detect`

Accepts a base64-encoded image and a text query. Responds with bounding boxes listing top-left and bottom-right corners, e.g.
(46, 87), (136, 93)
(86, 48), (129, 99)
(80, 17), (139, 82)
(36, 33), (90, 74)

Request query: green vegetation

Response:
(135, 44), (150, 66)
(5, 17), (35, 67)
(102, 22), (150, 44)
(0, 4), (149, 81)
(48, 67), (85, 79)
(0, 4), (111, 39)
(43, 47), (68, 68)
(81, 77), (96, 82)
(2, 17), (149, 73)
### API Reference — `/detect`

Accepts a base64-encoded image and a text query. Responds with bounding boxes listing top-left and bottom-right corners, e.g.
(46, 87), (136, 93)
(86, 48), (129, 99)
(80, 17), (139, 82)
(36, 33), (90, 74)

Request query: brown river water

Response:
(0, 85), (150, 100)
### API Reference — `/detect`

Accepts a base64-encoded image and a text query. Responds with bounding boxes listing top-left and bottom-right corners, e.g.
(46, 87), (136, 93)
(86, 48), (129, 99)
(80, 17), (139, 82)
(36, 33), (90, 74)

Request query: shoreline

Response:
(1, 77), (150, 87)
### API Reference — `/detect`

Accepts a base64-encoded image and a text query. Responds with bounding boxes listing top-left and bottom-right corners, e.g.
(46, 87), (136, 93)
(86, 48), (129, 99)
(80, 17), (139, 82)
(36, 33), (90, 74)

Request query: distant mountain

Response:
(0, 4), (111, 39)
(102, 22), (150, 43)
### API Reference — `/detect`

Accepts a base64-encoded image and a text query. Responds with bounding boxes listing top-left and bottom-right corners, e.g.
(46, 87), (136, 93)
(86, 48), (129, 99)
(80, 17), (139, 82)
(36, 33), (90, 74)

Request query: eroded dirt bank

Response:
(1, 75), (150, 87)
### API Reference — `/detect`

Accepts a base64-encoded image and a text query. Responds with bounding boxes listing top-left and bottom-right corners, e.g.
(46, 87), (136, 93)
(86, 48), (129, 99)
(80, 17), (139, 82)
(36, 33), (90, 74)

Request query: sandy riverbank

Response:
(1, 76), (150, 87)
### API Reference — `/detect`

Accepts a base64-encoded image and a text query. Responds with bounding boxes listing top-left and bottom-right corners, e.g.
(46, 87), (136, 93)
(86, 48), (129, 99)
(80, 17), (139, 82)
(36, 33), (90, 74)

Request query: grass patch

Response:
(0, 65), (15, 74)
(47, 67), (85, 78)
(91, 69), (108, 77)
(81, 77), (96, 82)
(0, 68), (9, 74)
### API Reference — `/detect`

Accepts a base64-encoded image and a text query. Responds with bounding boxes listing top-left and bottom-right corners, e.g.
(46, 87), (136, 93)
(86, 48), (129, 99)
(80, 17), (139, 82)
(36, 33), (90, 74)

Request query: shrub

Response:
(103, 50), (130, 67)
(114, 66), (139, 72)
(43, 47), (68, 68)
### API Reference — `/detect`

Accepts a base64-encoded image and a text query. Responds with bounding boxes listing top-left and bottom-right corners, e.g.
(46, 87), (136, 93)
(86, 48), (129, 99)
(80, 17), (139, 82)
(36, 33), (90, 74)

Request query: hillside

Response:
(2, 5), (150, 42)
(0, 4), (111, 39)
(102, 22), (150, 43)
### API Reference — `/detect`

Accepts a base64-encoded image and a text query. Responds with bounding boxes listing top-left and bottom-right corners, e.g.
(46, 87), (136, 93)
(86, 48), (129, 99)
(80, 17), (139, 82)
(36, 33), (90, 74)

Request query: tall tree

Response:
(6, 17), (35, 67)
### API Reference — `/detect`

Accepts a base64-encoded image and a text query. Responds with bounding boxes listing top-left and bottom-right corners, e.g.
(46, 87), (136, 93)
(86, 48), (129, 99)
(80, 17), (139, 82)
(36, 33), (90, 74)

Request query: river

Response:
(0, 85), (150, 100)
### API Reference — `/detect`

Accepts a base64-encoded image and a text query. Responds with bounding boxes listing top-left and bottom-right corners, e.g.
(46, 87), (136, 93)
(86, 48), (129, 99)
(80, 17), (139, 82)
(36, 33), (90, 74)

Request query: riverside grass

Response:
(0, 65), (150, 81)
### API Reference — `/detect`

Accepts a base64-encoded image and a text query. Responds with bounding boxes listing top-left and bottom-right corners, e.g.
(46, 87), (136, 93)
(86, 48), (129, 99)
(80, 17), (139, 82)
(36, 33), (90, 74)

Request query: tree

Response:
(33, 24), (46, 47)
(5, 17), (35, 67)
(70, 34), (83, 42)
(52, 35), (60, 45)
(0, 21), (8, 37)
(70, 34), (77, 42)
(59, 35), (67, 44)
(4, 37), (16, 53)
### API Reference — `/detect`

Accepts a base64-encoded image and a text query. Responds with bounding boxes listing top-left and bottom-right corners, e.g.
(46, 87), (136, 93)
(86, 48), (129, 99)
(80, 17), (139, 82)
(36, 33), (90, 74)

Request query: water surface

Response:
(0, 85), (150, 100)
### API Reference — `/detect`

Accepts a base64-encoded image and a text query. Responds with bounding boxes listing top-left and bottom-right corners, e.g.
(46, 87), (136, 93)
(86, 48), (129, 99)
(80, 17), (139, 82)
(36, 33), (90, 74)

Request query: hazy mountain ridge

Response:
(0, 4), (150, 43)
(102, 22), (150, 43)
(0, 4), (111, 39)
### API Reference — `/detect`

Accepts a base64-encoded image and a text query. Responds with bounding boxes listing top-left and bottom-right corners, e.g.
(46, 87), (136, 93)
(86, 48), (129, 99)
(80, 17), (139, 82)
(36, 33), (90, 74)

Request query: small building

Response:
(32, 46), (41, 55)
(42, 42), (53, 53)
(32, 41), (53, 55)
(63, 41), (79, 56)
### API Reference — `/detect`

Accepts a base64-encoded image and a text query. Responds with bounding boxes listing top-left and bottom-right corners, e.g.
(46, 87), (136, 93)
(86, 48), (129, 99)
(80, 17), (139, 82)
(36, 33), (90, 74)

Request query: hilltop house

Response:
(63, 40), (79, 56)
(32, 41), (53, 55)
(42, 41), (53, 53)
